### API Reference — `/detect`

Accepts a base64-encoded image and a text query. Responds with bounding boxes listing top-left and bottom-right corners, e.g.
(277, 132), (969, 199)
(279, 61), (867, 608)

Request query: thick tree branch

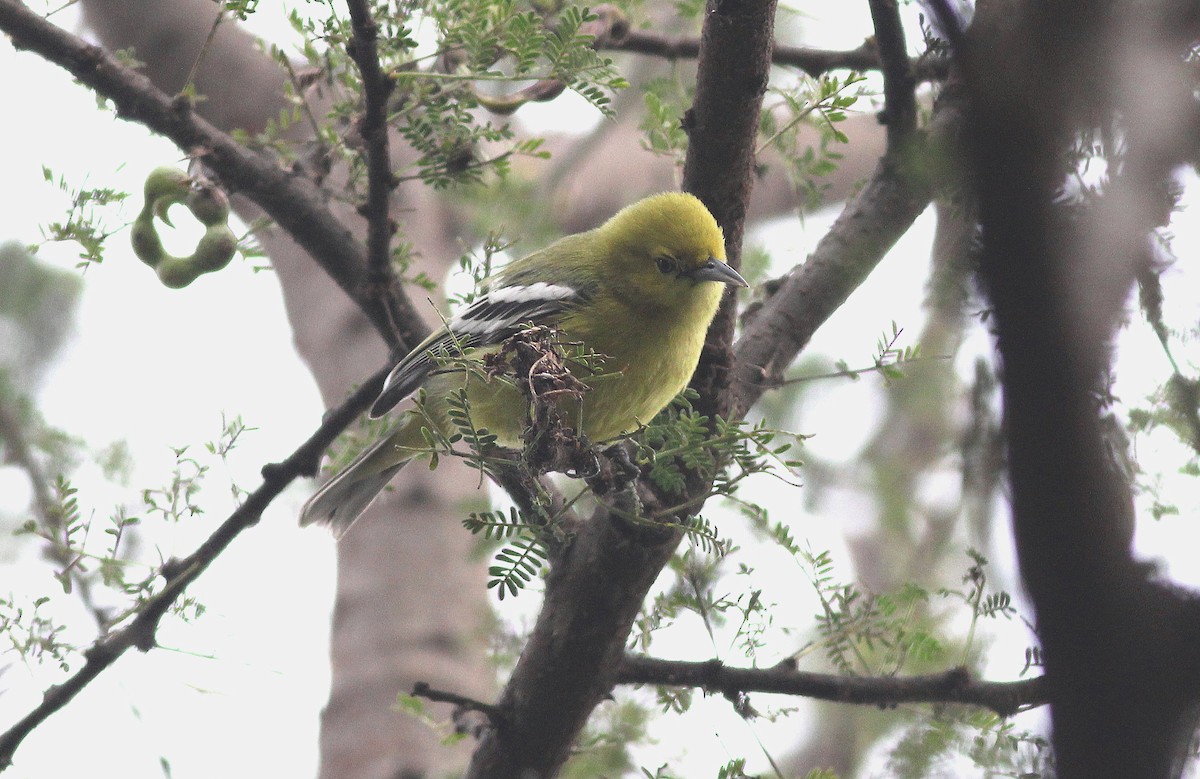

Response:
(680, 0), (779, 424)
(344, 0), (400, 310)
(464, 493), (683, 779)
(616, 656), (1047, 718)
(946, 0), (1200, 775)
(729, 2), (959, 419)
(0, 0), (422, 351)
(0, 366), (391, 772)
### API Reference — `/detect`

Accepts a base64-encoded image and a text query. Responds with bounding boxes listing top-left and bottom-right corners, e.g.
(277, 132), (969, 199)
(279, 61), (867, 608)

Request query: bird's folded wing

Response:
(368, 281), (593, 418)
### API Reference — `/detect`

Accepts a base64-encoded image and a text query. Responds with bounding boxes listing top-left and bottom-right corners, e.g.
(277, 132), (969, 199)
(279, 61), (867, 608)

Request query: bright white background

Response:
(2, 2), (1200, 777)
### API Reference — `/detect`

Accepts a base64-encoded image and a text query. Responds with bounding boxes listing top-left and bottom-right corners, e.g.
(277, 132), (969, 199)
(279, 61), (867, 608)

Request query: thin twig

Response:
(774, 355), (952, 386)
(181, 0), (226, 96)
(0, 365), (392, 771)
(412, 681), (502, 722)
(755, 74), (864, 157)
(279, 58), (328, 162)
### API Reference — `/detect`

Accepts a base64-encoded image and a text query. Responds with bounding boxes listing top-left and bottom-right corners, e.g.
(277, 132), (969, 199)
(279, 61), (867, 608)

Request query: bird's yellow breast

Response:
(431, 290), (718, 447)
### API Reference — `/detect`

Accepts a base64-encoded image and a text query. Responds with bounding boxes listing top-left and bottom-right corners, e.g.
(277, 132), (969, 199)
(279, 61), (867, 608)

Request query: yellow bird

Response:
(301, 192), (746, 536)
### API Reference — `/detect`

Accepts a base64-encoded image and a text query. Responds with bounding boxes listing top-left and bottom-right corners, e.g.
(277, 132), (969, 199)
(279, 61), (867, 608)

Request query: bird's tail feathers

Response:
(300, 437), (408, 538)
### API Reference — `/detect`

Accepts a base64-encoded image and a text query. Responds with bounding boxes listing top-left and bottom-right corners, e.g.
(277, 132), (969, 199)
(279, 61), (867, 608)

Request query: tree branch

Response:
(946, 0), (1200, 774)
(730, 0), (933, 419)
(616, 655), (1047, 718)
(412, 681), (502, 722)
(463, 490), (683, 779)
(867, 0), (917, 145)
(0, 0), (422, 351)
(344, 0), (400, 316)
(680, 0), (779, 424)
(601, 23), (949, 82)
(730, 86), (965, 417)
(462, 4), (946, 125)
(0, 365), (391, 772)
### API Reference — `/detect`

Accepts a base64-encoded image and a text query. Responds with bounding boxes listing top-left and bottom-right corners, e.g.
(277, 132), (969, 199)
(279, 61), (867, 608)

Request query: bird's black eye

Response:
(655, 256), (674, 274)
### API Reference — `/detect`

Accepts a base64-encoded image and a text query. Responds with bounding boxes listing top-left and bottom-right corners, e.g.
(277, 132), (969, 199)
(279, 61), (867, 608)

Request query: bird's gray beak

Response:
(689, 257), (749, 287)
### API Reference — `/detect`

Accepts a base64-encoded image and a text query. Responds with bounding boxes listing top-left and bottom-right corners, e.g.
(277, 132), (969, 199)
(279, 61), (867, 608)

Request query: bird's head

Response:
(599, 192), (747, 314)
